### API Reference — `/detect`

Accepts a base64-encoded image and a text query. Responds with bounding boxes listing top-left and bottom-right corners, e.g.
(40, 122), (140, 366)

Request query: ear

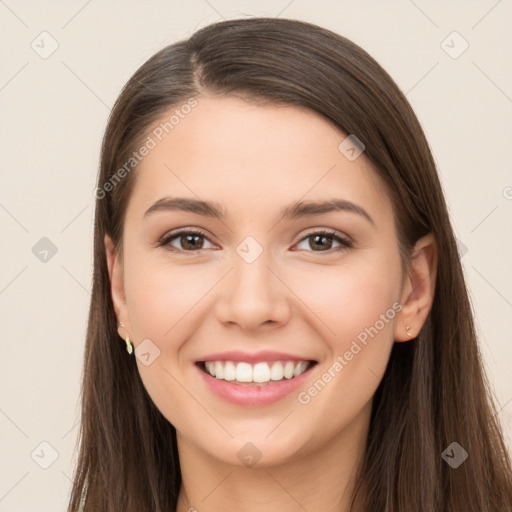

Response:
(394, 233), (437, 342)
(104, 234), (131, 339)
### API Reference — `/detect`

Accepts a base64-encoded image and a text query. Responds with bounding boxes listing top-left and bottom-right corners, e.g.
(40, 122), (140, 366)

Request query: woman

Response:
(68, 17), (512, 512)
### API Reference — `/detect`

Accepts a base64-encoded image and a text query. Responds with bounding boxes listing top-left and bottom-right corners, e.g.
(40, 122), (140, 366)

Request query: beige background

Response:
(1, 1), (511, 510)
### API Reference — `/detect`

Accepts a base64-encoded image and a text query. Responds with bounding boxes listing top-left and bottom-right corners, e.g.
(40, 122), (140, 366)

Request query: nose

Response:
(215, 250), (292, 331)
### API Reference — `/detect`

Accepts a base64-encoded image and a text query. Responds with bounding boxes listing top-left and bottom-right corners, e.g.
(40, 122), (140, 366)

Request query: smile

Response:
(195, 357), (318, 407)
(200, 360), (313, 384)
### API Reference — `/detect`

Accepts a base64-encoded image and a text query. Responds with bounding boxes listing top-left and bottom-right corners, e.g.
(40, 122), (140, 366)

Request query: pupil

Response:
(184, 234), (202, 249)
(312, 235), (331, 250)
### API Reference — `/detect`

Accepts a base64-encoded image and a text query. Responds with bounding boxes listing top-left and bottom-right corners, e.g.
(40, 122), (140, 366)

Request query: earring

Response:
(406, 325), (413, 337)
(117, 321), (134, 355)
(124, 335), (134, 355)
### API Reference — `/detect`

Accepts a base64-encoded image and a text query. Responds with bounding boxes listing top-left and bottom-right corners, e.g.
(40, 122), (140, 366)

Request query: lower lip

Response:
(196, 363), (316, 407)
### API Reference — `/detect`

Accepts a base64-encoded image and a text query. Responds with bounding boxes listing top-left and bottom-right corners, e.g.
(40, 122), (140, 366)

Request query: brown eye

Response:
(160, 230), (215, 252)
(159, 228), (352, 254)
(295, 230), (352, 253)
(178, 233), (205, 250)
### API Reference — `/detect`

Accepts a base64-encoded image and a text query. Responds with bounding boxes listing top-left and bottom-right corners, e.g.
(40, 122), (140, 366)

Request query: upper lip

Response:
(197, 350), (316, 364)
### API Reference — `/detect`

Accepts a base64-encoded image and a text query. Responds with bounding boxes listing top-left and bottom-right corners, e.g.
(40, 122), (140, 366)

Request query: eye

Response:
(159, 229), (216, 252)
(158, 228), (352, 254)
(294, 230), (352, 253)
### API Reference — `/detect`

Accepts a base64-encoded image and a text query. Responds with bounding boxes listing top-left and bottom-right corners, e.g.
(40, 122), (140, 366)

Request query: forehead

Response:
(126, 95), (393, 225)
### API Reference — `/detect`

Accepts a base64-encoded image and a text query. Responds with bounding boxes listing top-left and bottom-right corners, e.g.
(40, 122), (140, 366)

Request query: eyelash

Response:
(157, 228), (353, 254)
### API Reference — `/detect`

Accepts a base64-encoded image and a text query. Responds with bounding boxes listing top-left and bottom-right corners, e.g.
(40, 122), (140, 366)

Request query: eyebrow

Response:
(143, 196), (375, 226)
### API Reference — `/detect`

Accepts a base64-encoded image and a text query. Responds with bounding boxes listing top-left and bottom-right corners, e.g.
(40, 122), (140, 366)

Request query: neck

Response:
(175, 401), (371, 512)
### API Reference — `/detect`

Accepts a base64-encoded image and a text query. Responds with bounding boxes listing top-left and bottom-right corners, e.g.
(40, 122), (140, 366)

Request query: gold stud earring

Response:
(406, 325), (413, 337)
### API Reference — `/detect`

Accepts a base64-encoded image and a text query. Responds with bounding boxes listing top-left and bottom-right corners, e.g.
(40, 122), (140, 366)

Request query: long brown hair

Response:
(67, 17), (512, 511)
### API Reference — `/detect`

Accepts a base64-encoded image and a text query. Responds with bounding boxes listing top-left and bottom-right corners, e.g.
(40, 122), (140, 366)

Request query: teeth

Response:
(205, 361), (215, 376)
(270, 362), (284, 381)
(214, 361), (224, 379)
(284, 361), (294, 379)
(293, 361), (309, 377)
(253, 362), (270, 383)
(236, 362), (252, 382)
(224, 361), (236, 381)
(203, 360), (311, 383)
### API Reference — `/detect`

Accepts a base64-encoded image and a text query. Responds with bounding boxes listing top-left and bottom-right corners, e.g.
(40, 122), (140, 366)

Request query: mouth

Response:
(196, 359), (318, 386)
(194, 350), (319, 406)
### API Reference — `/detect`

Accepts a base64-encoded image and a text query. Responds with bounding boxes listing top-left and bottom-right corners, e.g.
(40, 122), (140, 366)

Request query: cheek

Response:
(122, 255), (211, 428)
(289, 257), (400, 347)
(290, 260), (400, 437)
(124, 254), (213, 342)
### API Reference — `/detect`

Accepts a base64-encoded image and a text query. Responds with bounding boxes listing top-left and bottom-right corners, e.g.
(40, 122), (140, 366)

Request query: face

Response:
(107, 95), (417, 467)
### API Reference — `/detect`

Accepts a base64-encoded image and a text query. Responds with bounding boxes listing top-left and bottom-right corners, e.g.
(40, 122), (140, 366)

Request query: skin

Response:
(105, 95), (437, 512)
